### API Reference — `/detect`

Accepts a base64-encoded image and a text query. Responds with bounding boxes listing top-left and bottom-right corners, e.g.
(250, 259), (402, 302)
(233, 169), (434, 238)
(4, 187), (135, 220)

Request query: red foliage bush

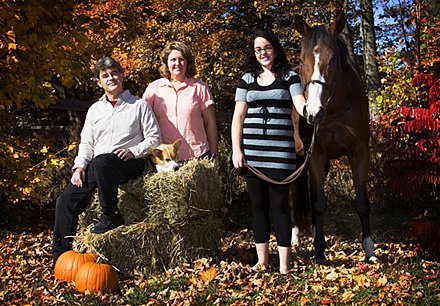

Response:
(379, 65), (440, 201)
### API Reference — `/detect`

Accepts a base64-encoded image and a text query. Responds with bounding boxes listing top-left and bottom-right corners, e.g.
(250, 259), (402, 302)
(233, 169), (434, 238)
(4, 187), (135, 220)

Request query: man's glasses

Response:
(254, 45), (273, 54)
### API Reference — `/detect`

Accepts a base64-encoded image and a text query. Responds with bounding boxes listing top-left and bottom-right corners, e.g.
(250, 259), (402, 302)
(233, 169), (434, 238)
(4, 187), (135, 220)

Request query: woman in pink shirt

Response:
(142, 41), (218, 161)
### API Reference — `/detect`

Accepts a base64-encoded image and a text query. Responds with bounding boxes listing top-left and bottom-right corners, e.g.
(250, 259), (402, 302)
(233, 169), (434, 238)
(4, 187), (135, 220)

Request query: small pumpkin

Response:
(74, 261), (119, 294)
(54, 250), (99, 282)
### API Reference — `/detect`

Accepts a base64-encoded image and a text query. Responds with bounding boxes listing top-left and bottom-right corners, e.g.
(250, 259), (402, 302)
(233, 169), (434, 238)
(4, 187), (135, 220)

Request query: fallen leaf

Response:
(199, 266), (219, 283)
(325, 270), (339, 281)
(300, 296), (309, 306)
(357, 262), (367, 272)
(341, 290), (354, 302)
(376, 275), (388, 287)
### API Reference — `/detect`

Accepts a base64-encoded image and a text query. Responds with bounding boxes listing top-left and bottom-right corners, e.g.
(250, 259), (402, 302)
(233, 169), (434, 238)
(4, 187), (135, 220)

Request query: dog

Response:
(146, 139), (182, 173)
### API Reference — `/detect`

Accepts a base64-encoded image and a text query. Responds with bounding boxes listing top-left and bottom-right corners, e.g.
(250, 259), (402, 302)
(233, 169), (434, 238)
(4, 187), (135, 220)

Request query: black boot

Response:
(91, 211), (124, 234)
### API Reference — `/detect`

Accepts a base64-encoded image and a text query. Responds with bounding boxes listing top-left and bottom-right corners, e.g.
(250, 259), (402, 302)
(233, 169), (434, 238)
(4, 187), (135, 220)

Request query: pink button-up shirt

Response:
(142, 77), (214, 161)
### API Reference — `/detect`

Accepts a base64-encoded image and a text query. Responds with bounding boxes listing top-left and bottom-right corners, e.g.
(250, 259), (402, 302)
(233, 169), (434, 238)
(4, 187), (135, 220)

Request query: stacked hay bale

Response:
(73, 159), (224, 275)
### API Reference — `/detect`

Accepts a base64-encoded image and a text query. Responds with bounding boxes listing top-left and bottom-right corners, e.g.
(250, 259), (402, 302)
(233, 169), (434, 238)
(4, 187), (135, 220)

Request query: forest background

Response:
(1, 0), (438, 226)
(1, 0), (440, 304)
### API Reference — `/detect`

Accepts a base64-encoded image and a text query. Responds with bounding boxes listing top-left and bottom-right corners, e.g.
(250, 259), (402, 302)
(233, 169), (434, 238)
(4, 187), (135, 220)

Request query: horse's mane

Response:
(336, 38), (350, 72)
(302, 25), (350, 72)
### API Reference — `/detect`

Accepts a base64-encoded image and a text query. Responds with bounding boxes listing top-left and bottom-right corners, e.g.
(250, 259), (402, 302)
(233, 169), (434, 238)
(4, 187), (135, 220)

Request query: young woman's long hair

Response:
(244, 29), (291, 79)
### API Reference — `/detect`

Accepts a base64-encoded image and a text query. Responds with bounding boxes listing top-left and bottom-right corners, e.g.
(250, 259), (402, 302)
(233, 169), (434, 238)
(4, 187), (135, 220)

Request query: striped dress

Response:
(235, 71), (303, 180)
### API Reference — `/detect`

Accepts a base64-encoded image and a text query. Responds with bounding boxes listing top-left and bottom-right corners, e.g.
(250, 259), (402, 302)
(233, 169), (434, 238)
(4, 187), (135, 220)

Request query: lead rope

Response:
(226, 125), (318, 205)
(244, 124), (317, 185)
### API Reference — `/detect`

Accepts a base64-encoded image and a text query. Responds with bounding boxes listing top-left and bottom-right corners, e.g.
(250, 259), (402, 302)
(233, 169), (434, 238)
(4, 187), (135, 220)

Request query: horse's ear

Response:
(294, 14), (311, 36)
(329, 12), (346, 36)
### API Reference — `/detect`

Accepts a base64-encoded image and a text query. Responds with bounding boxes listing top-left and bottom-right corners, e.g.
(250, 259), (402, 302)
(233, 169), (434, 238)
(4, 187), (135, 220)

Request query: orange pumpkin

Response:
(54, 250), (99, 282)
(74, 261), (119, 294)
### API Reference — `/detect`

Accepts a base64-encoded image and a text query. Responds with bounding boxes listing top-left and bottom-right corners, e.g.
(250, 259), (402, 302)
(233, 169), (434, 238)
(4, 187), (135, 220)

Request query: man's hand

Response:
(114, 148), (134, 161)
(71, 167), (85, 187)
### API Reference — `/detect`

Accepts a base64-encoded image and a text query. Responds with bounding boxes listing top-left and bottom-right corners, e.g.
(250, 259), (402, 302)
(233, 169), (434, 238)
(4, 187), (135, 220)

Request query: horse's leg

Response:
(350, 145), (378, 263)
(295, 154), (311, 231)
(289, 155), (311, 246)
(289, 183), (300, 246)
(309, 158), (328, 262)
(291, 111), (311, 244)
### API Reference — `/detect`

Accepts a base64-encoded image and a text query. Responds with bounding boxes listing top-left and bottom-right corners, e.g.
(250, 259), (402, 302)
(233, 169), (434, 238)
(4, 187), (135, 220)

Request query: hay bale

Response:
(73, 218), (223, 275)
(175, 218), (223, 260)
(78, 177), (146, 228)
(144, 159), (223, 226)
(74, 158), (225, 275)
(78, 159), (223, 228)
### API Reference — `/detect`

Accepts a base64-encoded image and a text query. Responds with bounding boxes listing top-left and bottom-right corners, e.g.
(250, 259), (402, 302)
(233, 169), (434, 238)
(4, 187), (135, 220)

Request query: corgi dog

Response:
(150, 139), (181, 173)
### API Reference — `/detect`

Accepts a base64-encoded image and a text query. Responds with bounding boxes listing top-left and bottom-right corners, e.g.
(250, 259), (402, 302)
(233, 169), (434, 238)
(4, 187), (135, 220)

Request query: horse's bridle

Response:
(303, 79), (335, 106)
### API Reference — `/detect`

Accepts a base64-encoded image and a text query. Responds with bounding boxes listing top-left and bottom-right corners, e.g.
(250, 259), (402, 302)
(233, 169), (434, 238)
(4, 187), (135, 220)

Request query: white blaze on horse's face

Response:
(306, 50), (326, 117)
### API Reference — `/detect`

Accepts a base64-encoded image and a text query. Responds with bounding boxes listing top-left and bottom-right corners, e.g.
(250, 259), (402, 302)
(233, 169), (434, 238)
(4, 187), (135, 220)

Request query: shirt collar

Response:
(159, 77), (194, 88)
(99, 89), (131, 104)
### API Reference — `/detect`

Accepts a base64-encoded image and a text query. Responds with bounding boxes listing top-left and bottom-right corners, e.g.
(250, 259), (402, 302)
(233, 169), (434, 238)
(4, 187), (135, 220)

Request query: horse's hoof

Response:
(365, 255), (379, 264)
(311, 250), (327, 264)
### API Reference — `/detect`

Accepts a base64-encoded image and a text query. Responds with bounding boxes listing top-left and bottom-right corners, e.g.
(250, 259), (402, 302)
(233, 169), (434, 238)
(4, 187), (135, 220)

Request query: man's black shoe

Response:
(91, 212), (124, 234)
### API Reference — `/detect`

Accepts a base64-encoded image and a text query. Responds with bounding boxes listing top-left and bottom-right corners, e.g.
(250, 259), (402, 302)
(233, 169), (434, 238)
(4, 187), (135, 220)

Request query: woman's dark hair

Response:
(244, 29), (290, 78)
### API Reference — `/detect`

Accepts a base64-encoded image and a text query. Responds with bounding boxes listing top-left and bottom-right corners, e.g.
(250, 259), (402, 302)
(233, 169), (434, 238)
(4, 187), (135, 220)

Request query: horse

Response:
(294, 13), (378, 263)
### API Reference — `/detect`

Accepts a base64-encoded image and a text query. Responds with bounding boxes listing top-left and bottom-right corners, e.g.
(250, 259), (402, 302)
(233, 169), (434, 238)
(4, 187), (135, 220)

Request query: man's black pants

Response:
(52, 153), (144, 263)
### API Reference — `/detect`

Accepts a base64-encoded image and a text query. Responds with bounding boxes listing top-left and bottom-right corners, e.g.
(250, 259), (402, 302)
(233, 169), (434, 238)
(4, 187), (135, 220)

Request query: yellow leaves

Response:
(6, 29), (15, 41)
(7, 55), (18, 64)
(40, 146), (48, 153)
(50, 158), (65, 167)
(376, 275), (388, 287)
(67, 142), (77, 152)
(353, 273), (371, 288)
(21, 187), (32, 195)
(199, 266), (219, 283)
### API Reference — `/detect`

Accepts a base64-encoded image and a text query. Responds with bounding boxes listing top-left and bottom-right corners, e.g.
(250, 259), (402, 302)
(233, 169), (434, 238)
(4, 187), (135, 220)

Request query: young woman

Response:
(231, 29), (306, 274)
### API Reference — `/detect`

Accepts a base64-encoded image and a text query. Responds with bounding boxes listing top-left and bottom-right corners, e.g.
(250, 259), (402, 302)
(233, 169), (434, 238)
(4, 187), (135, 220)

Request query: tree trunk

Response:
(360, 0), (381, 122)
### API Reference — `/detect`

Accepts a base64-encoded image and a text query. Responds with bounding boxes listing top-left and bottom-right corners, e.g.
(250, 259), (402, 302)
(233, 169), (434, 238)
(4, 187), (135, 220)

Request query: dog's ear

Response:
(173, 139), (181, 151)
(152, 148), (163, 160)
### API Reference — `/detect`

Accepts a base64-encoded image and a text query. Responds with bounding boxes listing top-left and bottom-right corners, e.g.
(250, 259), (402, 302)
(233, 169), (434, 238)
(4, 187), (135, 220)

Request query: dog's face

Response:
(151, 139), (181, 173)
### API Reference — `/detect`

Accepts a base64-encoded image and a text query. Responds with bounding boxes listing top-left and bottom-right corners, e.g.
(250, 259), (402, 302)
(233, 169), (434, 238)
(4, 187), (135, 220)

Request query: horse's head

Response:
(294, 13), (346, 124)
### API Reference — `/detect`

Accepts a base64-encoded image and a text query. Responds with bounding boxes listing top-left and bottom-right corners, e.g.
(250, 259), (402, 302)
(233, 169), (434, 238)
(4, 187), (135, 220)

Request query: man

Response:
(52, 56), (161, 267)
